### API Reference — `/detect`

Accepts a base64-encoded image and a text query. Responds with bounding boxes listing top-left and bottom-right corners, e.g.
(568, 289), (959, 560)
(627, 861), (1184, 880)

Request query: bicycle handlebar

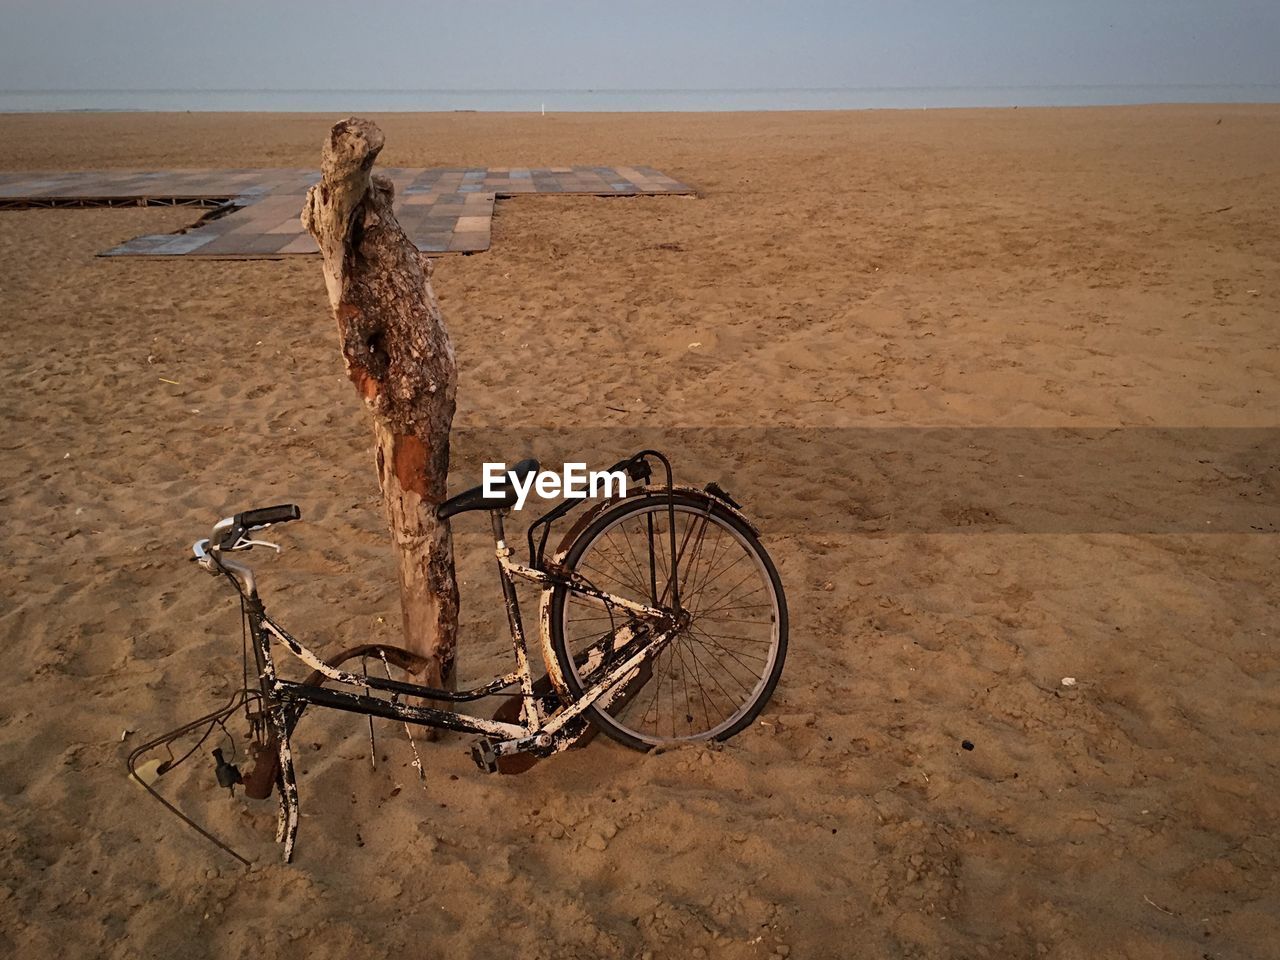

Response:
(239, 504), (301, 530)
(192, 503), (302, 594)
(212, 503), (301, 550)
(194, 502), (301, 561)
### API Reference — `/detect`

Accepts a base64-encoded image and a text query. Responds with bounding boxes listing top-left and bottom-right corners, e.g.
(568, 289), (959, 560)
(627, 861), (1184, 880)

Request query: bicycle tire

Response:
(548, 489), (788, 751)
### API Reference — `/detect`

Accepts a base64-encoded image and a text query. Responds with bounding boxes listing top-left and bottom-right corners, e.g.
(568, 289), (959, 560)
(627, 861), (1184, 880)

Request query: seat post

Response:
(489, 509), (538, 727)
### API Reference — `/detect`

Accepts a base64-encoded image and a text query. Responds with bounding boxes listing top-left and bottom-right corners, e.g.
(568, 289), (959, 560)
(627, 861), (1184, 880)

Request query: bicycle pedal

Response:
(469, 739), (500, 774)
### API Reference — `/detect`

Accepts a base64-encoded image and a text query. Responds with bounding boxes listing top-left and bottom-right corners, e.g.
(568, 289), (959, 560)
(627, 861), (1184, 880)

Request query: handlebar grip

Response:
(239, 504), (301, 529)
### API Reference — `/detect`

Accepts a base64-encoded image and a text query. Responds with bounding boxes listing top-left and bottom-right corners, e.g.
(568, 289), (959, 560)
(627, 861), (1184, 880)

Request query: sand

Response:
(1, 106), (1278, 959)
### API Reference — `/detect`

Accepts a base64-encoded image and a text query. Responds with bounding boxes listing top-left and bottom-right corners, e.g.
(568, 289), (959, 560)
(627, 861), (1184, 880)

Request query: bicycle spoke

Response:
(621, 519), (656, 602)
(689, 625), (771, 675)
(683, 635), (740, 726)
(695, 583), (768, 621)
(681, 636), (751, 703)
(667, 639), (679, 739)
(578, 559), (649, 597)
(688, 626), (763, 687)
(697, 601), (772, 614)
(654, 513), (670, 595)
(689, 626), (773, 648)
(677, 513), (712, 600)
(690, 564), (748, 624)
(597, 530), (650, 597)
(688, 556), (755, 614)
(684, 527), (734, 620)
(638, 642), (671, 734)
(607, 526), (651, 599)
(683, 633), (723, 730)
(675, 634), (716, 732)
(595, 527), (651, 594)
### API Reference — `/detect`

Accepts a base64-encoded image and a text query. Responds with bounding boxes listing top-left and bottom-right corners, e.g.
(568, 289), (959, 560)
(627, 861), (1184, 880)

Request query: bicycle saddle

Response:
(437, 458), (539, 520)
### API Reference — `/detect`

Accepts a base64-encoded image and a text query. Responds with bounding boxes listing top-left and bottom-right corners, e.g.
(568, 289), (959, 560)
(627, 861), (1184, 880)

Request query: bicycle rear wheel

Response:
(548, 490), (787, 750)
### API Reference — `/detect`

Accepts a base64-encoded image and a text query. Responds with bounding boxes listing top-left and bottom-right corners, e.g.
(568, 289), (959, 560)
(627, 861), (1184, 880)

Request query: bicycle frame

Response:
(146, 450), (694, 862)
(218, 495), (678, 861)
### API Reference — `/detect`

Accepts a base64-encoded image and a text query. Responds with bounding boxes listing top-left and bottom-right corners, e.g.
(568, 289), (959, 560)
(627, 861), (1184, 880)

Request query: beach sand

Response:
(1, 106), (1278, 959)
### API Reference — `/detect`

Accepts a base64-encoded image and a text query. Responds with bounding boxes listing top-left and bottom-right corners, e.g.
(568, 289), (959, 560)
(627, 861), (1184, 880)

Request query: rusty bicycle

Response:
(129, 450), (787, 863)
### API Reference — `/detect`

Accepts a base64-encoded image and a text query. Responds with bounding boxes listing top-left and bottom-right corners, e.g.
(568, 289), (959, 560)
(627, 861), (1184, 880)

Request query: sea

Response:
(1, 85), (1277, 113)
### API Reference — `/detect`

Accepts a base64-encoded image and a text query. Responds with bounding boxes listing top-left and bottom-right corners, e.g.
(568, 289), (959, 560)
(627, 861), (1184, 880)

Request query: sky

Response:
(1, 0), (1277, 92)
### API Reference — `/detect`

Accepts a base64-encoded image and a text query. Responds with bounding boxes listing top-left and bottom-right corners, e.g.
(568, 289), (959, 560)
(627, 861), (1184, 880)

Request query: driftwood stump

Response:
(302, 117), (459, 690)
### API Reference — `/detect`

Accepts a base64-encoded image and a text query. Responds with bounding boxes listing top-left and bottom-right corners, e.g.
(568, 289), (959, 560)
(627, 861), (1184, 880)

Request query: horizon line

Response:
(4, 82), (1278, 96)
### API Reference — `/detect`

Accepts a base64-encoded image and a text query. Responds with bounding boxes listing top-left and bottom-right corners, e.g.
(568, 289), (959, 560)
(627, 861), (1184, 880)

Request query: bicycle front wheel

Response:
(548, 490), (788, 750)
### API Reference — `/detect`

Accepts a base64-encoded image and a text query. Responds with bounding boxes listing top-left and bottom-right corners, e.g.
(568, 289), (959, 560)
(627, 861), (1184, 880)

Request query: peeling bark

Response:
(302, 117), (459, 690)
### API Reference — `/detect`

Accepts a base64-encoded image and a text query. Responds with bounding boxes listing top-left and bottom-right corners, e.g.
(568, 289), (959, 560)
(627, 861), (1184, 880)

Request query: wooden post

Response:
(302, 117), (459, 690)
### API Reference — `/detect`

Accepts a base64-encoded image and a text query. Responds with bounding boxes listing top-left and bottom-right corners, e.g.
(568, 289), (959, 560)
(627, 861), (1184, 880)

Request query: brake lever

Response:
(233, 537), (282, 553)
